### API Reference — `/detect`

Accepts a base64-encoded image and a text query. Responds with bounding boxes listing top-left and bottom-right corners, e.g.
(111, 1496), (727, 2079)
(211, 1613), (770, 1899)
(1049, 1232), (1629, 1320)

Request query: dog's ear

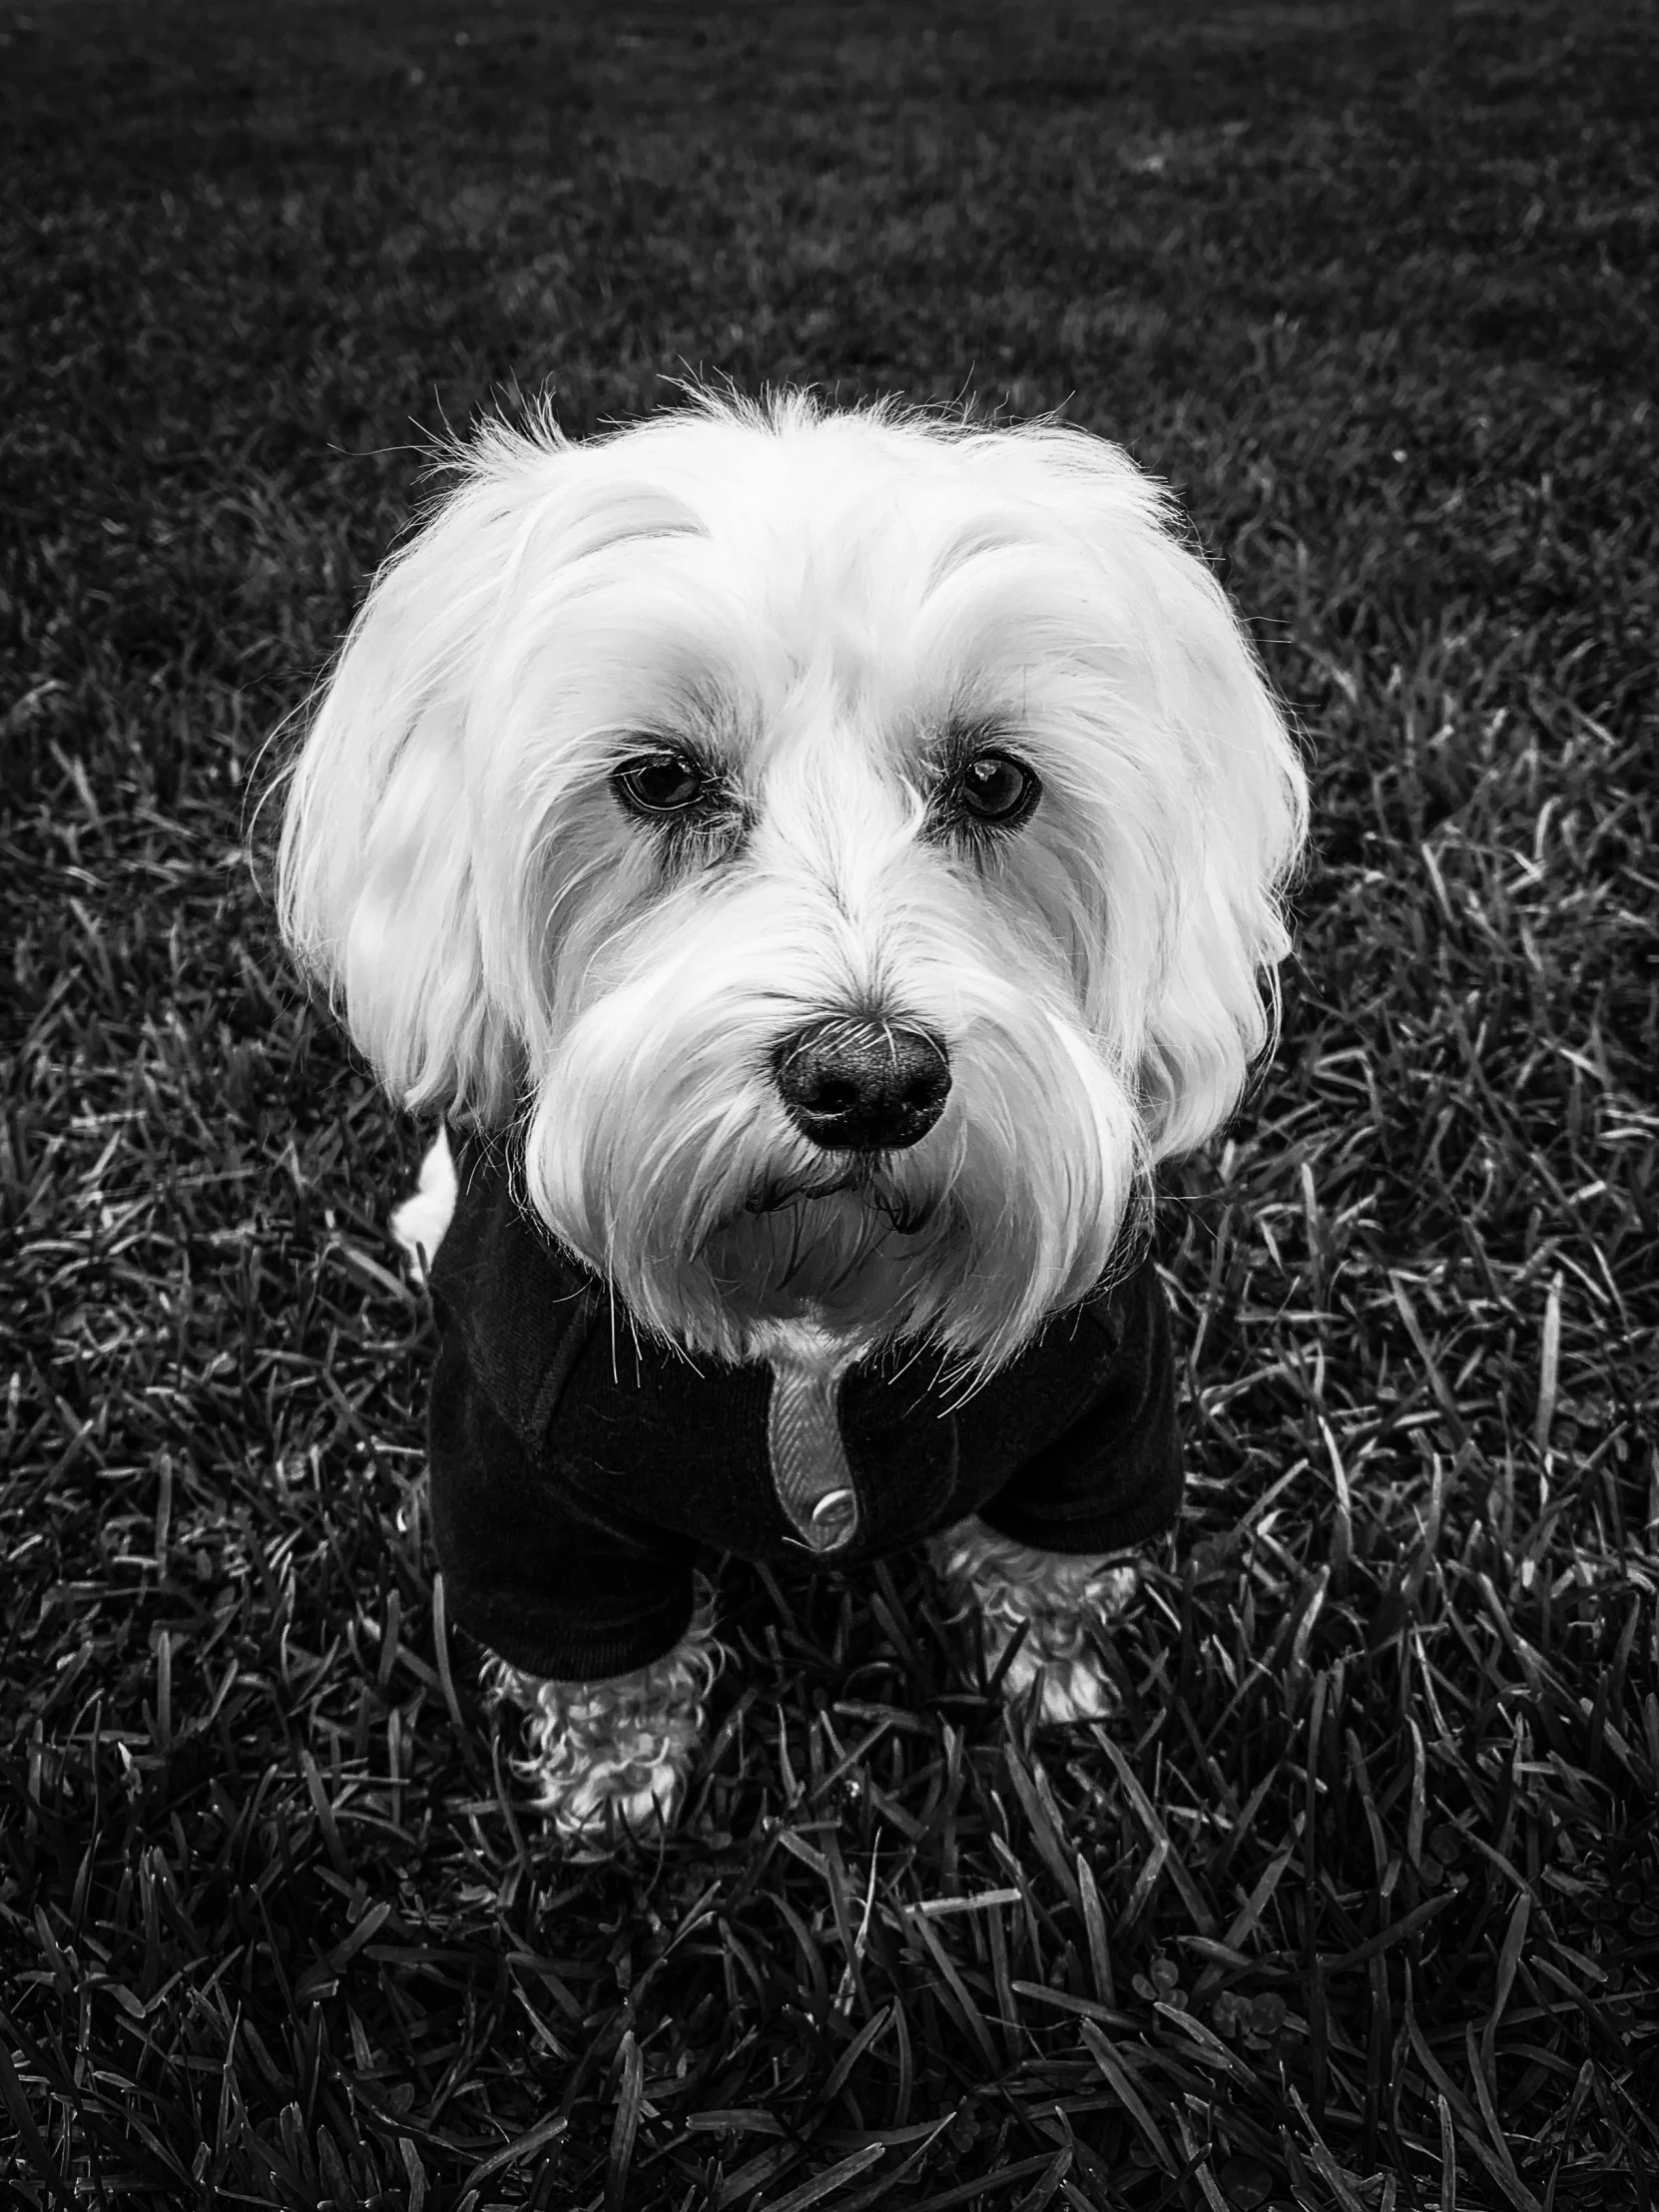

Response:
(993, 427), (1309, 1160)
(1119, 520), (1308, 1162)
(276, 469), (535, 1120)
(1128, 529), (1308, 1161)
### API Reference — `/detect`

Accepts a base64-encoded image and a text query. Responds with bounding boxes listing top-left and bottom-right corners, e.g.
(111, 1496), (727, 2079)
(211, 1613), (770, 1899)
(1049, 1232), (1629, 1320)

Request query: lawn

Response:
(2, 0), (1656, 2206)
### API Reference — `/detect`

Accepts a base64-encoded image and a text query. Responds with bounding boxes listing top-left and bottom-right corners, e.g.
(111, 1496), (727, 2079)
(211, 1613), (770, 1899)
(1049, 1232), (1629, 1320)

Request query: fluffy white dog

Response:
(278, 388), (1306, 1845)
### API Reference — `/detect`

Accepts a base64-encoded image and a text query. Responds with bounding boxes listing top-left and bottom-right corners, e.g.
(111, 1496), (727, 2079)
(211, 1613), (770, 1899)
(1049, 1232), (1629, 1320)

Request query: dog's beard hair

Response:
(521, 853), (1144, 1375)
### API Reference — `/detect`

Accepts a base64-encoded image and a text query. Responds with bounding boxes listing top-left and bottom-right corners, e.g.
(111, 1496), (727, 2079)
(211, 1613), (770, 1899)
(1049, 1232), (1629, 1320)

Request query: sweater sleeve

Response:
(974, 1259), (1184, 1555)
(426, 1327), (701, 1682)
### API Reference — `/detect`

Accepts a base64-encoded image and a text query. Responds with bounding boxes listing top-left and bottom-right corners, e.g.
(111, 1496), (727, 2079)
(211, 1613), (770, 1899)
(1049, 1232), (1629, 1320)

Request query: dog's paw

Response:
(928, 1518), (1139, 1725)
(526, 1727), (695, 1850)
(484, 1620), (719, 1851)
(997, 1636), (1121, 1725)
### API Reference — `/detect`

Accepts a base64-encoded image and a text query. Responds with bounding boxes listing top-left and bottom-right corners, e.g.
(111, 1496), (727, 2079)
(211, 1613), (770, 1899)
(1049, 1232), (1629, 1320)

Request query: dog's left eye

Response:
(613, 752), (711, 817)
(957, 752), (1039, 827)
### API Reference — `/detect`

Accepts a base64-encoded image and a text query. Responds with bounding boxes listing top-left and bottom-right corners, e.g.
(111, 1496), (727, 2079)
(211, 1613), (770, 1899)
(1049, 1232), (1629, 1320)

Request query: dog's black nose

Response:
(775, 1016), (951, 1152)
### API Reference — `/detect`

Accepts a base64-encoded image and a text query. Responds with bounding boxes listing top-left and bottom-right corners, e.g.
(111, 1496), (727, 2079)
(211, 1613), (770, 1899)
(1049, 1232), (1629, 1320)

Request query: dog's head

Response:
(279, 390), (1306, 1372)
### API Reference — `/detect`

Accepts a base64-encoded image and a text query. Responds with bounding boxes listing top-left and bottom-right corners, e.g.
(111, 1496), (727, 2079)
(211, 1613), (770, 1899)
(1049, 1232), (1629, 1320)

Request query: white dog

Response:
(278, 388), (1306, 1844)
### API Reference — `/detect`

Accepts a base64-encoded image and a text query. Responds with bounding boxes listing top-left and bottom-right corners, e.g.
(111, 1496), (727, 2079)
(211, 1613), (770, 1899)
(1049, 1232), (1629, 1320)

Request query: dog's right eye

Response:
(612, 752), (710, 817)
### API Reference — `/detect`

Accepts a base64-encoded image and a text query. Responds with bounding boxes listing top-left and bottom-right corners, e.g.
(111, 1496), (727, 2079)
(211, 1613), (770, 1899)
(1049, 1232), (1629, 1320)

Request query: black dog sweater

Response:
(426, 1141), (1184, 1682)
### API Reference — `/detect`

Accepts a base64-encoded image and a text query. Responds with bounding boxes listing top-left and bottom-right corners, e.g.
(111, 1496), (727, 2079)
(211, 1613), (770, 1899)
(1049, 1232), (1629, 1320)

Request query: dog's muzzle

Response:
(775, 1015), (951, 1152)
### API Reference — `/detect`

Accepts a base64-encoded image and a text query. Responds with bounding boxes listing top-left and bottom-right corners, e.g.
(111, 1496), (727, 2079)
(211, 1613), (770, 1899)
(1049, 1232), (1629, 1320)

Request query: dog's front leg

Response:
(928, 1519), (1140, 1725)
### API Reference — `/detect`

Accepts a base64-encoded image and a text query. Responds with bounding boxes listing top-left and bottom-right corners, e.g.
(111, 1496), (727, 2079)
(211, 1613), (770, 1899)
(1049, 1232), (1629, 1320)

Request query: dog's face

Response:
(280, 392), (1306, 1371)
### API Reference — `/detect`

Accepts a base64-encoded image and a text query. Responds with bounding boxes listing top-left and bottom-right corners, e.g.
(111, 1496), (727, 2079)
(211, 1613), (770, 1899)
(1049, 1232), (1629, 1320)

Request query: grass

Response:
(2, 0), (1656, 2204)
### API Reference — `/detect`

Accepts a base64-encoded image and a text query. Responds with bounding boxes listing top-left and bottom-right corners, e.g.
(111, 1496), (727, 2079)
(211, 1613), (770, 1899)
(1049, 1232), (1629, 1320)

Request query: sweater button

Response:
(809, 1487), (857, 1549)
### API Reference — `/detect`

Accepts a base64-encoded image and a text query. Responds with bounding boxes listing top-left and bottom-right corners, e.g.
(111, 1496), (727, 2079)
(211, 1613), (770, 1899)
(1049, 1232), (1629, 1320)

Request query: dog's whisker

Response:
(868, 1186), (934, 1236)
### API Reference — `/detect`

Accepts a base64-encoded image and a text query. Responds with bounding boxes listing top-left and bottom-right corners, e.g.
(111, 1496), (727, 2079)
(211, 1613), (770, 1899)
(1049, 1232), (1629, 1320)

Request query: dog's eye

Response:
(613, 752), (711, 817)
(957, 752), (1039, 827)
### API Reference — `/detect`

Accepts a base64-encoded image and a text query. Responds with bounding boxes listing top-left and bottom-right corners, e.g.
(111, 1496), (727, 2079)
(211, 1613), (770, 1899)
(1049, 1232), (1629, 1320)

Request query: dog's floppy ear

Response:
(997, 427), (1309, 1160)
(1128, 522), (1308, 1161)
(277, 467), (537, 1120)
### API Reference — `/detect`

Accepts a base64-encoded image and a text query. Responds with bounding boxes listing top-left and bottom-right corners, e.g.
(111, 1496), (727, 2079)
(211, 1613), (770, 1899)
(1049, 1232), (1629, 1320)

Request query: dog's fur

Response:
(279, 387), (1306, 1843)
